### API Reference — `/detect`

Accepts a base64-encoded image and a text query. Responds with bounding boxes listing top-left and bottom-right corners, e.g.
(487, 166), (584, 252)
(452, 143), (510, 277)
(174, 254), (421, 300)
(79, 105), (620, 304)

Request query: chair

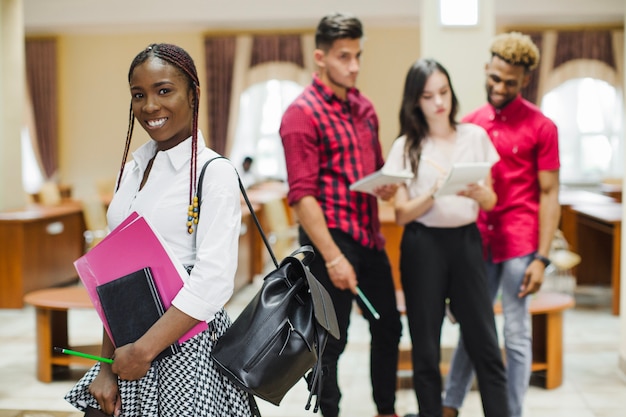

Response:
(81, 197), (108, 250)
(545, 229), (581, 294)
(96, 177), (117, 207)
(23, 286), (98, 382)
(600, 177), (622, 202)
(38, 181), (62, 206)
(262, 197), (298, 260)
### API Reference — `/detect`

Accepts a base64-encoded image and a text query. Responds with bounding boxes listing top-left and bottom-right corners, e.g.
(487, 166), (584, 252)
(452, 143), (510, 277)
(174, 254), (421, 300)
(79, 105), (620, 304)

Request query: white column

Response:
(619, 1), (626, 380)
(0, 0), (26, 210)
(420, 0), (495, 116)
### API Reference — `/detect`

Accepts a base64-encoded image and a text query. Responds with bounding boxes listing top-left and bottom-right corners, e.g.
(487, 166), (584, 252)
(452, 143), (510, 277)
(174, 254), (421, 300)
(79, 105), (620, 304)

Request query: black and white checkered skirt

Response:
(64, 309), (255, 417)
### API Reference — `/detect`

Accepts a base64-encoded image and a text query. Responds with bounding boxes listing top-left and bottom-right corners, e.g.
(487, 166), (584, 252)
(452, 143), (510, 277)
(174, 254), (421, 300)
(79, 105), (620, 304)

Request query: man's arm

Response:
(292, 196), (357, 292)
(519, 169), (560, 297)
(537, 169), (561, 257)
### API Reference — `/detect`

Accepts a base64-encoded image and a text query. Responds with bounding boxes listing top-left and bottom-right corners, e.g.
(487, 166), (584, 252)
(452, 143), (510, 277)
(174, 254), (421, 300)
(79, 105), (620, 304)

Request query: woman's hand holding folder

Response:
(111, 305), (201, 381)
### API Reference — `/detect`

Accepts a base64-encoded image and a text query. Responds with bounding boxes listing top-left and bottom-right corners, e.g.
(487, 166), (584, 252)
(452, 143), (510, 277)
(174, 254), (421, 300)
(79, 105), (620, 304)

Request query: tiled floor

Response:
(1, 274), (625, 417)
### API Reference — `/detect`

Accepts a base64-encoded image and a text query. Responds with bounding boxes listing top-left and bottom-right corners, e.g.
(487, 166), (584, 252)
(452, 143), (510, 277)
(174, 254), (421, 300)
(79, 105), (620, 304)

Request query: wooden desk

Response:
(0, 201), (85, 308)
(570, 203), (622, 315)
(244, 181), (290, 275)
(600, 182), (622, 202)
(379, 202), (402, 290)
(558, 189), (615, 257)
(24, 286), (99, 382)
(236, 205), (262, 292)
(559, 189), (616, 206)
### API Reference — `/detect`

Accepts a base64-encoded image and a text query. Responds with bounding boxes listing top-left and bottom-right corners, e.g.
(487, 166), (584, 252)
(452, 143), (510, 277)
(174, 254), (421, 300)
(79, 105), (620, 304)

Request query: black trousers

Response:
(400, 222), (509, 417)
(301, 228), (402, 417)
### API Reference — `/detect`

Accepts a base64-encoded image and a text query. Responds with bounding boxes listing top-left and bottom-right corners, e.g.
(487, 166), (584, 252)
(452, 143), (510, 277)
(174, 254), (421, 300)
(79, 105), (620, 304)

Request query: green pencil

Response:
(54, 347), (113, 364)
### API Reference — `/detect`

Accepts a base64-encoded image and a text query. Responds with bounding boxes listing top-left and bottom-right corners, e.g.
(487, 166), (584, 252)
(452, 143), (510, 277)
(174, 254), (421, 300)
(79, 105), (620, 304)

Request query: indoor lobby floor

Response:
(1, 275), (625, 417)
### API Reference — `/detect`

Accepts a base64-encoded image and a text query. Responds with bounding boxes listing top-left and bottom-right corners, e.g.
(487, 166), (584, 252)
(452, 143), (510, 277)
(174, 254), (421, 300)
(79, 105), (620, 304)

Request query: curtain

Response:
(25, 38), (58, 179)
(204, 33), (309, 155)
(22, 82), (45, 195)
(520, 31), (543, 105)
(225, 36), (253, 158)
(520, 29), (622, 105)
(553, 30), (616, 71)
(204, 36), (236, 155)
(250, 34), (304, 68)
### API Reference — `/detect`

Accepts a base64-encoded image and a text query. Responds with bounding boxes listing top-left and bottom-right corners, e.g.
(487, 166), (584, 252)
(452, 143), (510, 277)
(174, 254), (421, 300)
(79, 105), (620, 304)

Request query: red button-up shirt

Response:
(463, 95), (560, 262)
(280, 75), (385, 250)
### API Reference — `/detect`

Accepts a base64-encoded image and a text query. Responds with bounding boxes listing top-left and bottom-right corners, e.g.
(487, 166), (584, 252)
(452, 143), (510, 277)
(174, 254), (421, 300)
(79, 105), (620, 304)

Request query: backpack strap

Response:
(196, 156), (225, 220)
(282, 250), (339, 412)
(196, 156), (279, 268)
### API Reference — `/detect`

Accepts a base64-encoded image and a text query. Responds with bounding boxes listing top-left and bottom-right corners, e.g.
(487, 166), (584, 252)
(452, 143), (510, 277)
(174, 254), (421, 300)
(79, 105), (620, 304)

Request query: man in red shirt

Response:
(443, 32), (561, 417)
(279, 12), (402, 417)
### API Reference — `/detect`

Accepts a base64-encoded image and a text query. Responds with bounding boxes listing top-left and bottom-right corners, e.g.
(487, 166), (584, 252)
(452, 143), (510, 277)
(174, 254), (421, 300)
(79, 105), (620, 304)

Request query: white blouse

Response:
(385, 123), (499, 228)
(106, 132), (242, 323)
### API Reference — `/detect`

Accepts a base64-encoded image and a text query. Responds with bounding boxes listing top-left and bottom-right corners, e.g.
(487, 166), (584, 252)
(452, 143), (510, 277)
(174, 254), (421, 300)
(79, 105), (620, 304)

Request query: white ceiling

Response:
(22, 0), (624, 35)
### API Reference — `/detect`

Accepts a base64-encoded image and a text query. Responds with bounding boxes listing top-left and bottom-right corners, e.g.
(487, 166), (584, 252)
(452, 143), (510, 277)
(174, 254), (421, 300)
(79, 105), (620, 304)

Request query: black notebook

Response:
(96, 267), (181, 361)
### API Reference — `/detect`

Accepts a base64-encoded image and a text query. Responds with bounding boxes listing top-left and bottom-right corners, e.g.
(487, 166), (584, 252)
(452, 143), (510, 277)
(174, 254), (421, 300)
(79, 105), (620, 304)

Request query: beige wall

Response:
(0, 0), (25, 211)
(57, 27), (419, 199)
(57, 32), (207, 199)
(420, 0), (495, 115)
(359, 26), (420, 154)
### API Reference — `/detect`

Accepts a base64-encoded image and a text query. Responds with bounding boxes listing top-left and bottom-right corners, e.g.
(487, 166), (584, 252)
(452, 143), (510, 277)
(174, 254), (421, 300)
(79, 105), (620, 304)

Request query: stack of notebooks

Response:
(75, 212), (207, 361)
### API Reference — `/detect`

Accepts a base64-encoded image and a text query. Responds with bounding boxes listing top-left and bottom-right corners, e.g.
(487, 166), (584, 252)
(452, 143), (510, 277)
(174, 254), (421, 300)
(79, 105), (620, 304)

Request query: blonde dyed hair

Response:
(490, 32), (540, 71)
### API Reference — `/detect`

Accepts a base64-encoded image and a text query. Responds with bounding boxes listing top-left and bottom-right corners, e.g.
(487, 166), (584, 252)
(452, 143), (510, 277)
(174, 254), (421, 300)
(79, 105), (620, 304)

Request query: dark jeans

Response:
(400, 222), (509, 417)
(301, 228), (402, 417)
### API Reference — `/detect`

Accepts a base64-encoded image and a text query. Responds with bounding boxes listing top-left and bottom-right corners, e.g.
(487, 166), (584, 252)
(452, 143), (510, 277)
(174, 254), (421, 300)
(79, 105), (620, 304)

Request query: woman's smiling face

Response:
(129, 57), (194, 151)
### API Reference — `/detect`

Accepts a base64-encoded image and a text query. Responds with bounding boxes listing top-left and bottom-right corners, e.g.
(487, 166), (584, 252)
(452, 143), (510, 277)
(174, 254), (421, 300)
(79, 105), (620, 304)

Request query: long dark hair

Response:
(398, 58), (459, 174)
(115, 43), (201, 233)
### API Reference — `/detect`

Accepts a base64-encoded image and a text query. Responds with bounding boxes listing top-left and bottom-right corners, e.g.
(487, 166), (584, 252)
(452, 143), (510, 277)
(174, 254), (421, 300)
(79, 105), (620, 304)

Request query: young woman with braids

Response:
(384, 59), (509, 417)
(64, 44), (255, 416)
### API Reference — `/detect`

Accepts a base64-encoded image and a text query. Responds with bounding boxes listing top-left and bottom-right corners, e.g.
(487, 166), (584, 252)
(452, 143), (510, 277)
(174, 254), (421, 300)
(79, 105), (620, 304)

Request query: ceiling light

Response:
(440, 0), (479, 26)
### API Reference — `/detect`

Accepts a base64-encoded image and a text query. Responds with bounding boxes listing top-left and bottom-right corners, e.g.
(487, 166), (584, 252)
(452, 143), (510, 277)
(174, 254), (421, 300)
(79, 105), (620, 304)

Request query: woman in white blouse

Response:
(386, 59), (509, 417)
(64, 44), (255, 417)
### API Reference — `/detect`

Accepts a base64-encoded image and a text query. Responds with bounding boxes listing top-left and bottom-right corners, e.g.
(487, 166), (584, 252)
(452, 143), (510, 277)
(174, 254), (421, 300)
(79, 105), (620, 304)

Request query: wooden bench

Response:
(397, 291), (575, 390)
(24, 286), (101, 382)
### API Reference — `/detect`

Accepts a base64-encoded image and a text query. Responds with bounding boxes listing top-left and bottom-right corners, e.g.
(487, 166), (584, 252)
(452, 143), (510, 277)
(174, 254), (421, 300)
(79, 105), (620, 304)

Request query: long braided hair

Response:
(116, 43), (201, 233)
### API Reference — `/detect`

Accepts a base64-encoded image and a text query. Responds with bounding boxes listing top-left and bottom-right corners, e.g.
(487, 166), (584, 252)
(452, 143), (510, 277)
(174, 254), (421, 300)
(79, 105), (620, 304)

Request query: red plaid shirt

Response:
(280, 75), (385, 250)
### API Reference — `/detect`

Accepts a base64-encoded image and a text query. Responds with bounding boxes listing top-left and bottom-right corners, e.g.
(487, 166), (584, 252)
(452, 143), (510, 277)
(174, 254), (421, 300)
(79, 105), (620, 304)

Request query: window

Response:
(229, 79), (304, 183)
(541, 78), (623, 185)
(21, 126), (44, 195)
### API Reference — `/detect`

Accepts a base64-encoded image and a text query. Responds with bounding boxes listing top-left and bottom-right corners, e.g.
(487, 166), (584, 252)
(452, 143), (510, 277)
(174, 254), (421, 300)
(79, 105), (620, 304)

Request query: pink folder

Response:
(74, 212), (207, 346)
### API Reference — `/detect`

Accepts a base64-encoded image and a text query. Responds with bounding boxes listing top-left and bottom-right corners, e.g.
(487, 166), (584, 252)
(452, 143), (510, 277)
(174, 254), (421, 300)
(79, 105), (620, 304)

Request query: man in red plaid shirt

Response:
(280, 12), (402, 417)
